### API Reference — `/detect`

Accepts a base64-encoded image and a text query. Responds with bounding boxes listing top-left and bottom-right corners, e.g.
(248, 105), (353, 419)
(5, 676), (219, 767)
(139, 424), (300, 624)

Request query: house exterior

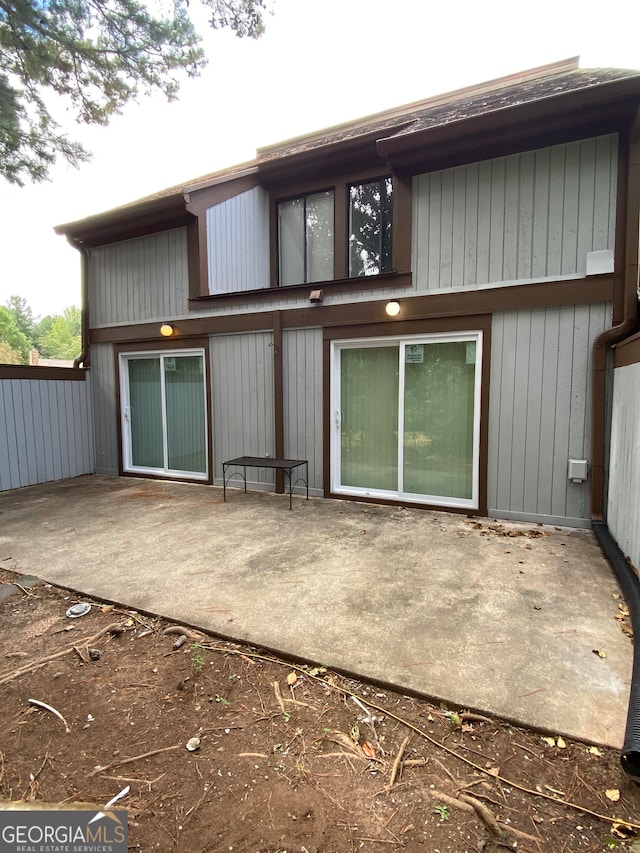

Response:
(55, 57), (640, 529)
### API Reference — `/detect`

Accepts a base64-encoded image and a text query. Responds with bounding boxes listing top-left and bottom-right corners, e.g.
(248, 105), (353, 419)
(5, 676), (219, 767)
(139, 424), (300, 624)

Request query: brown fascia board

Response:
(256, 131), (402, 185)
(54, 163), (259, 247)
(377, 76), (640, 164)
(55, 193), (190, 247)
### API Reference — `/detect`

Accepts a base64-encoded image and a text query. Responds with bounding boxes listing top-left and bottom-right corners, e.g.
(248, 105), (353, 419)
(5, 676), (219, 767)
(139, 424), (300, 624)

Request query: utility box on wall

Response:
(568, 459), (589, 483)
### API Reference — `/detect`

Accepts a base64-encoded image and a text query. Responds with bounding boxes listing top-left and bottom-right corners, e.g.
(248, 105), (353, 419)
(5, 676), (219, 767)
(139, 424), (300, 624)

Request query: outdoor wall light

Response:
(160, 323), (175, 337)
(386, 301), (401, 317)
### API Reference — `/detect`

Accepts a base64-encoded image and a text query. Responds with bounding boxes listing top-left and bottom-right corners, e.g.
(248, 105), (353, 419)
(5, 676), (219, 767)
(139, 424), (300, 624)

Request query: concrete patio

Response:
(0, 474), (632, 748)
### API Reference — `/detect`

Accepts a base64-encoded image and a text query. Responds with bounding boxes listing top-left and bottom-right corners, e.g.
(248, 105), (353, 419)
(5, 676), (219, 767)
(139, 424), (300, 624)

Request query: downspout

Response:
(591, 106), (640, 779)
(66, 237), (90, 370)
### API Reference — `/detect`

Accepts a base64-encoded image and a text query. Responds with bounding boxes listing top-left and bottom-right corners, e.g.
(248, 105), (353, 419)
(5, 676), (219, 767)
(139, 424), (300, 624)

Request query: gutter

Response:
(66, 237), (90, 370)
(591, 105), (640, 779)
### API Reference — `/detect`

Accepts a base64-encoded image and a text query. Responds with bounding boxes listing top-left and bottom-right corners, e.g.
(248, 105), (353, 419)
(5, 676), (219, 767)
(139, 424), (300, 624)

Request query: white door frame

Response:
(119, 348), (209, 481)
(331, 331), (483, 509)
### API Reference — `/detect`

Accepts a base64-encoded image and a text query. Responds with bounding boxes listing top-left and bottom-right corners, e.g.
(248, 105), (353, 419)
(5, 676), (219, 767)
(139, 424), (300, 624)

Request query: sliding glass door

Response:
(332, 333), (482, 508)
(120, 350), (208, 480)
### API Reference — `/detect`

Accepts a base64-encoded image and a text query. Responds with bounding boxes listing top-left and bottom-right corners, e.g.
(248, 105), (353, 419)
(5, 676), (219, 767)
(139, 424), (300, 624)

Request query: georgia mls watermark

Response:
(0, 809), (128, 853)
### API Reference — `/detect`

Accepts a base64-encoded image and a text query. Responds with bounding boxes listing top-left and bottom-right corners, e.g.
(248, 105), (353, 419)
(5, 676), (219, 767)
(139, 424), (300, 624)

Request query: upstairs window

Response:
(278, 190), (334, 285)
(275, 176), (395, 286)
(348, 178), (393, 277)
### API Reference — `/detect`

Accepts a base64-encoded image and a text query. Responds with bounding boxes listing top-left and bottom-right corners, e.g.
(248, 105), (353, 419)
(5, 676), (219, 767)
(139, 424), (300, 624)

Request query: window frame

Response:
(270, 166), (411, 288)
(348, 176), (394, 278)
(330, 330), (483, 510)
(277, 188), (336, 286)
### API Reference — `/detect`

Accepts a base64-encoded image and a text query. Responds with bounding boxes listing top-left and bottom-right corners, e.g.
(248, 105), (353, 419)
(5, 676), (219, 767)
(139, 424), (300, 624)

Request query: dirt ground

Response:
(1, 569), (640, 853)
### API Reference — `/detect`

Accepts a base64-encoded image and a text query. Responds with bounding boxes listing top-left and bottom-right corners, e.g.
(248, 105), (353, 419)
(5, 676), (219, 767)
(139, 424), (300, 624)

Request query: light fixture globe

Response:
(160, 323), (174, 337)
(386, 301), (401, 317)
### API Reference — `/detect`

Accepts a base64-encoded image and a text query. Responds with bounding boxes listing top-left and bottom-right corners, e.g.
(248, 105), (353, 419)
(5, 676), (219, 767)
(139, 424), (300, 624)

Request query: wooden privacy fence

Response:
(0, 366), (94, 492)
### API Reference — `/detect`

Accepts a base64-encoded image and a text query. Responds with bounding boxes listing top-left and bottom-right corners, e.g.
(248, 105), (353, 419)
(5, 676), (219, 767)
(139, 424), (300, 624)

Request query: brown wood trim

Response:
(192, 271), (413, 307)
(590, 108), (640, 521)
(614, 332), (640, 368)
(93, 275), (614, 345)
(322, 314), (491, 516)
(479, 321), (491, 517)
(322, 314), (491, 341)
(114, 338), (213, 485)
(322, 337), (331, 498)
(272, 311), (284, 492)
(184, 175), (262, 298)
(56, 196), (192, 248)
(334, 181), (347, 281)
(187, 220), (202, 300)
(383, 119), (634, 177)
(114, 337), (211, 353)
(0, 365), (87, 381)
(262, 163), (393, 196)
(268, 168), (398, 286)
(72, 212), (193, 249)
(184, 175), (260, 214)
(377, 80), (639, 164)
(91, 315), (275, 344)
(269, 195), (278, 288)
(613, 131), (629, 324)
(284, 276), (614, 330)
(393, 171), (412, 279)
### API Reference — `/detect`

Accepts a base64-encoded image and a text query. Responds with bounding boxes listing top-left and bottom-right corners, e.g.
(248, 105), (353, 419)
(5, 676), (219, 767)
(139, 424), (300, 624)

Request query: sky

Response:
(1, 0), (639, 318)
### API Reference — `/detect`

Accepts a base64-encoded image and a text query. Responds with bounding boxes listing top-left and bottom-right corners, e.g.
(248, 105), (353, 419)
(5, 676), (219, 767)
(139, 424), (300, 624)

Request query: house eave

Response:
(55, 193), (191, 248)
(377, 76), (640, 165)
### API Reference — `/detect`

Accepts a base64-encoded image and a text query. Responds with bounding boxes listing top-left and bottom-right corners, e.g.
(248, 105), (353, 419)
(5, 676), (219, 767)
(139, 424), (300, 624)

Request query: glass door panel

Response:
(128, 358), (163, 469)
(333, 334), (480, 508)
(165, 356), (206, 474)
(340, 346), (398, 491)
(402, 341), (475, 500)
(122, 350), (207, 480)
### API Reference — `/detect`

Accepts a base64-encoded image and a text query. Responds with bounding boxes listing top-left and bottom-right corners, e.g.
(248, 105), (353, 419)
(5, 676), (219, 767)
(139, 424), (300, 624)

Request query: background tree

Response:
(62, 305), (81, 338)
(0, 0), (269, 184)
(5, 294), (35, 340)
(1, 295), (82, 363)
(35, 314), (81, 360)
(0, 304), (31, 362)
(0, 339), (22, 363)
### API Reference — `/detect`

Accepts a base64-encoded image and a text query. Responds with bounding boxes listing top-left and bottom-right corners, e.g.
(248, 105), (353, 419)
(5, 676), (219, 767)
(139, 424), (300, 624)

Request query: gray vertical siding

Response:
(210, 331), (275, 486)
(283, 327), (323, 493)
(608, 362), (640, 571)
(89, 228), (189, 327)
(488, 302), (611, 526)
(0, 376), (94, 491)
(90, 343), (120, 475)
(413, 135), (618, 291)
(207, 187), (270, 294)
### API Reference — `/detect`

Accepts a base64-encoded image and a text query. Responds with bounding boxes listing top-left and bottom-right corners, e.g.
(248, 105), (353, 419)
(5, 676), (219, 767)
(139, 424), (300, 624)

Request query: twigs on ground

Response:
(162, 626), (204, 642)
(385, 735), (410, 791)
(272, 681), (285, 714)
(28, 699), (70, 733)
(21, 753), (51, 801)
(459, 792), (503, 838)
(429, 789), (474, 814)
(90, 745), (182, 777)
(0, 623), (126, 685)
(199, 642), (640, 832)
